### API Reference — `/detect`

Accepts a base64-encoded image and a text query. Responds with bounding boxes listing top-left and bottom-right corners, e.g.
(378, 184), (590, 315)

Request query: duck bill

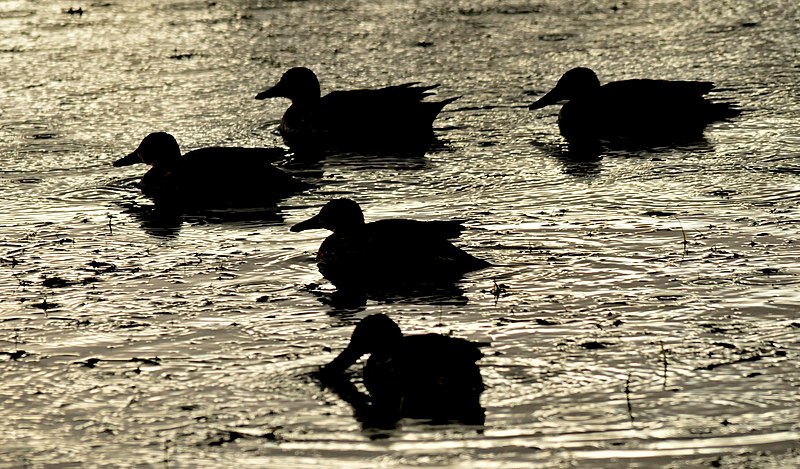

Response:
(112, 150), (141, 167)
(528, 87), (563, 110)
(255, 82), (284, 100)
(319, 344), (362, 377)
(290, 214), (323, 232)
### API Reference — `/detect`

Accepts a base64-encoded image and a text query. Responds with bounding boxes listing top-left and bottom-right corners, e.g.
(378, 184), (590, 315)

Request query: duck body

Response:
(529, 67), (740, 144)
(318, 314), (485, 422)
(256, 67), (457, 154)
(290, 199), (490, 289)
(114, 132), (310, 210)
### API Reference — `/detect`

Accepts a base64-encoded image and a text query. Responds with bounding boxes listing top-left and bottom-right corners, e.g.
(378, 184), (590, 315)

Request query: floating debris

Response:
(0, 350), (27, 360)
(707, 189), (739, 197)
(42, 276), (75, 288)
(169, 49), (194, 60)
(87, 260), (117, 273)
(76, 357), (101, 368)
(31, 298), (58, 311)
(580, 341), (610, 350)
(643, 209), (677, 217)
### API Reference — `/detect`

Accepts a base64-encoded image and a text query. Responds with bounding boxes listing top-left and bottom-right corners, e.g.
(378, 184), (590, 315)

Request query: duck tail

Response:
(708, 101), (743, 121)
(405, 83), (441, 98)
(437, 96), (460, 108)
(422, 96), (459, 123)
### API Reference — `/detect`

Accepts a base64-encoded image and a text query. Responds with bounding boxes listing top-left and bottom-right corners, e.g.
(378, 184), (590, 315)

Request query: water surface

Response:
(1, 0), (799, 467)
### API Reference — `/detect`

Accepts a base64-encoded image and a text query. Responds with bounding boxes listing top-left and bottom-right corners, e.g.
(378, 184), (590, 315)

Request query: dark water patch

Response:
(169, 50), (199, 60)
(705, 21), (761, 34)
(29, 298), (59, 311)
(457, 4), (542, 16)
(42, 276), (77, 288)
(0, 350), (28, 360)
(737, 269), (800, 286)
(538, 32), (576, 41)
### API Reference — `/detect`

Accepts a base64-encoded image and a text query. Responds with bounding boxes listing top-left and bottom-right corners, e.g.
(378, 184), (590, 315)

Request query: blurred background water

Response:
(1, 0), (799, 467)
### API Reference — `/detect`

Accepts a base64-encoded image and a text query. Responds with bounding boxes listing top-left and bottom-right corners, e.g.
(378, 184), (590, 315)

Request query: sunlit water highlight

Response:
(1, 0), (799, 467)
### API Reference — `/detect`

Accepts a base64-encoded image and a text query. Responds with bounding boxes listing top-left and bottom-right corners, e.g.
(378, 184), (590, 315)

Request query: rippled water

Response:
(1, 0), (799, 467)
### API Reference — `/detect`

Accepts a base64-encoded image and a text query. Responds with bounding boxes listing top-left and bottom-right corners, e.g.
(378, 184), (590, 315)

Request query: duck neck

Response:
(290, 94), (320, 111)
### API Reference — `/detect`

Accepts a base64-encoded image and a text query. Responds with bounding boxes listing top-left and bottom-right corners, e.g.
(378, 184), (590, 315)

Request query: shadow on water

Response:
(539, 141), (605, 178)
(304, 281), (471, 313)
(311, 371), (486, 437)
(273, 130), (460, 171)
(535, 136), (717, 178)
(285, 149), (433, 172)
(121, 202), (287, 238)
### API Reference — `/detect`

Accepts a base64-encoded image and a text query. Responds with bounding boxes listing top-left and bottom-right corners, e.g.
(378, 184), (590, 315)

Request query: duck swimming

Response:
(290, 198), (490, 289)
(255, 67), (458, 154)
(528, 67), (740, 144)
(316, 313), (486, 424)
(113, 132), (310, 209)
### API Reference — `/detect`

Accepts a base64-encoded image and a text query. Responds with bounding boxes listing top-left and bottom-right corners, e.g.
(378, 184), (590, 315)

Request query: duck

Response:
(316, 313), (486, 423)
(113, 132), (310, 209)
(528, 67), (741, 144)
(290, 198), (490, 289)
(255, 67), (458, 154)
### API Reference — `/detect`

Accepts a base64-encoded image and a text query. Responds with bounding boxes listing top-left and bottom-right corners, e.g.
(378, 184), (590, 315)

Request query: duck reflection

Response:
(535, 135), (718, 178)
(531, 140), (604, 178)
(118, 202), (183, 238)
(120, 201), (286, 238)
(305, 281), (471, 313)
(314, 314), (486, 430)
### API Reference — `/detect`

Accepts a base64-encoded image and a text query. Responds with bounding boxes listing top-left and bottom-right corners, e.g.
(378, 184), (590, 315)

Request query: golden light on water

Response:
(1, 0), (799, 467)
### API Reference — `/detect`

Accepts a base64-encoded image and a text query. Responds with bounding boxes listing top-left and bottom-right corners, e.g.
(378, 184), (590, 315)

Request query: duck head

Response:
(113, 132), (181, 167)
(290, 198), (366, 233)
(255, 67), (322, 104)
(528, 67), (601, 110)
(319, 314), (403, 376)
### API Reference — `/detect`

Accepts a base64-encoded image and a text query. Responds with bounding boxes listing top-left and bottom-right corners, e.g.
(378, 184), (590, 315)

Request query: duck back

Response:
(316, 219), (488, 288)
(281, 85), (456, 153)
(560, 79), (739, 143)
(140, 147), (307, 209)
(364, 333), (485, 420)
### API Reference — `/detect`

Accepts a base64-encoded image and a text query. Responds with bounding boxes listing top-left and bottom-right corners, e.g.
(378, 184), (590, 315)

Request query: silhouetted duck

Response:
(528, 67), (740, 144)
(114, 132), (310, 209)
(255, 67), (458, 154)
(316, 313), (485, 424)
(290, 199), (490, 289)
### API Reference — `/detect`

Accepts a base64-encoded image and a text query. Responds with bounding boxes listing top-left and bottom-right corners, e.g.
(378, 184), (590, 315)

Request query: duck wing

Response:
(402, 334), (486, 364)
(184, 146), (286, 164)
(320, 85), (455, 128)
(315, 219), (488, 288)
(363, 219), (489, 276)
(602, 79), (716, 101)
(364, 333), (485, 420)
(369, 218), (466, 240)
(148, 147), (307, 208)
